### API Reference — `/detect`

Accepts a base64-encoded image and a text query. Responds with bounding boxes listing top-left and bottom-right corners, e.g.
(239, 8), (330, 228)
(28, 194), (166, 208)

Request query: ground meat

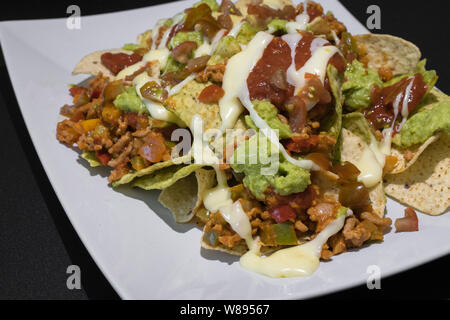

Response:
(108, 143), (133, 168)
(342, 216), (371, 247)
(328, 232), (346, 255)
(108, 162), (130, 183)
(360, 211), (392, 230)
(196, 64), (226, 83)
(76, 134), (108, 152)
(323, 13), (347, 38)
(108, 132), (132, 156)
(295, 220), (308, 232)
(314, 133), (337, 153)
(307, 202), (339, 232)
(56, 120), (81, 145)
(218, 233), (242, 248)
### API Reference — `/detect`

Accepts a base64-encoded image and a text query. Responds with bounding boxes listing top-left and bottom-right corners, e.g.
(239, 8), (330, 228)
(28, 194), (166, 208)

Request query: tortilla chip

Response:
(111, 155), (191, 187)
(389, 88), (450, 174)
(137, 29), (152, 47)
(389, 135), (439, 174)
(354, 34), (421, 75)
(341, 128), (386, 217)
(200, 231), (283, 256)
(72, 49), (133, 79)
(158, 168), (216, 223)
(80, 151), (101, 167)
(384, 133), (450, 215)
(133, 164), (202, 190)
(165, 80), (222, 130)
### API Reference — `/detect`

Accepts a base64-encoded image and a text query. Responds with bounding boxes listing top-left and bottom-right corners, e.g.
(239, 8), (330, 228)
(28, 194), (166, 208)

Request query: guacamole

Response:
(267, 18), (288, 34)
(169, 31), (203, 50)
(236, 22), (259, 45)
(251, 100), (293, 139)
(164, 55), (185, 74)
(231, 135), (310, 200)
(395, 102), (450, 147)
(209, 36), (241, 65)
(122, 43), (144, 51)
(113, 86), (147, 114)
(342, 60), (383, 110)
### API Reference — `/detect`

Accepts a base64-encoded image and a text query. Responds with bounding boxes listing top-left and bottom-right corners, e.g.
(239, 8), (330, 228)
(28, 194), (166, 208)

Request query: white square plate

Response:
(1, 0), (449, 299)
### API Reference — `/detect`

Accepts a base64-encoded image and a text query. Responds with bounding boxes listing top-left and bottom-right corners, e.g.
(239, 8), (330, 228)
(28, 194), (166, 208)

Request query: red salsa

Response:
(100, 52), (142, 75)
(364, 73), (427, 131)
(247, 37), (294, 107)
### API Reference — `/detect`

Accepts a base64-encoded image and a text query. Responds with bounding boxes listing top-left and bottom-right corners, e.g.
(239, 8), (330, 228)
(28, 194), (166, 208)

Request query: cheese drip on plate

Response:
(240, 210), (347, 278)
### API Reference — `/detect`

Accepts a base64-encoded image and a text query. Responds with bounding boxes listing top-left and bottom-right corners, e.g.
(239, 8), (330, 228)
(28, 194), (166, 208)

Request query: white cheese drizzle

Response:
(133, 72), (185, 127)
(286, 13), (310, 34)
(191, 115), (255, 249)
(283, 33), (339, 110)
(240, 212), (346, 278)
(168, 73), (196, 97)
(228, 21), (245, 38)
(219, 31), (274, 131)
(356, 77), (415, 187)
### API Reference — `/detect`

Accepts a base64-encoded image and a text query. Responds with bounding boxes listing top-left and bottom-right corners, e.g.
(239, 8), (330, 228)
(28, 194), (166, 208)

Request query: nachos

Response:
(57, 0), (449, 278)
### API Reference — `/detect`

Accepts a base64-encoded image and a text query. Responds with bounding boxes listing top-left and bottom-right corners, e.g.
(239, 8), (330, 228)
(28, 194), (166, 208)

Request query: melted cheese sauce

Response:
(220, 31), (323, 170)
(192, 115), (255, 249)
(355, 137), (385, 188)
(358, 77), (416, 187)
(240, 213), (346, 278)
(168, 74), (196, 96)
(203, 185), (254, 249)
(228, 21), (245, 38)
(133, 73), (185, 127)
(219, 32), (274, 130)
(283, 33), (339, 110)
(286, 13), (310, 33)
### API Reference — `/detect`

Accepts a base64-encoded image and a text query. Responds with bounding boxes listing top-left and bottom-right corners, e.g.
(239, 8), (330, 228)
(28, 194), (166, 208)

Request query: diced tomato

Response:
(100, 52), (142, 75)
(268, 185), (317, 211)
(270, 204), (296, 223)
(139, 132), (167, 163)
(395, 207), (419, 232)
(70, 111), (85, 123)
(95, 150), (112, 166)
(69, 86), (85, 97)
(198, 84), (225, 104)
(285, 135), (319, 153)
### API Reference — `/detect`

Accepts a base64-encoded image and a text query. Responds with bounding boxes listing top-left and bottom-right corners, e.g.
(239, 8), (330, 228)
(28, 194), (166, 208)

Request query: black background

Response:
(0, 0), (449, 300)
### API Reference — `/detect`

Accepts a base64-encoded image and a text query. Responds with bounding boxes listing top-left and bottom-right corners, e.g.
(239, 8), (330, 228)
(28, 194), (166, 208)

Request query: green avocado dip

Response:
(394, 101), (450, 147)
(244, 100), (293, 139)
(230, 135), (310, 200)
(342, 60), (382, 110)
(113, 86), (148, 114)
